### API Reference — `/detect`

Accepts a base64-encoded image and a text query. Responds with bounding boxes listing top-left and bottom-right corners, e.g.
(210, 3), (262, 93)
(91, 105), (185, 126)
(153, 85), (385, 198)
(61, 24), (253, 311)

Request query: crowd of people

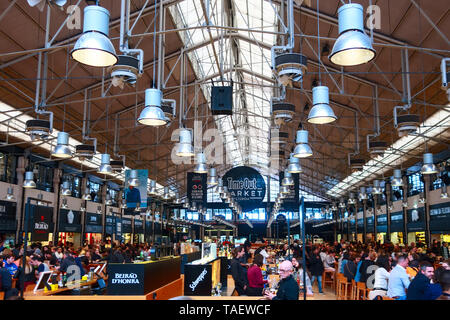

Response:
(228, 238), (450, 300)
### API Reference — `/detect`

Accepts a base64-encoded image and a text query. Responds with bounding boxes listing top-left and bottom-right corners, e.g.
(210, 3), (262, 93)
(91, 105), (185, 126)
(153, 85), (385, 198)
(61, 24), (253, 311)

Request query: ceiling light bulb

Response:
(194, 152), (208, 173)
(392, 169), (403, 187)
(71, 5), (118, 67)
(128, 169), (140, 187)
(307, 86), (337, 124)
(293, 130), (313, 158)
(281, 169), (294, 186)
(329, 4), (376, 66)
(176, 129), (194, 157)
(287, 153), (302, 173)
(5, 187), (15, 201)
(52, 132), (72, 158)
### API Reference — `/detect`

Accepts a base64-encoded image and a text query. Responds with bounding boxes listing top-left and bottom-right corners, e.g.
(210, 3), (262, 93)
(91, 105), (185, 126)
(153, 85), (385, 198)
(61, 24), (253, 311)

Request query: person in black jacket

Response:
(264, 260), (299, 300)
(359, 251), (377, 284)
(230, 246), (248, 295)
(308, 247), (325, 294)
(407, 261), (434, 300)
(344, 252), (358, 282)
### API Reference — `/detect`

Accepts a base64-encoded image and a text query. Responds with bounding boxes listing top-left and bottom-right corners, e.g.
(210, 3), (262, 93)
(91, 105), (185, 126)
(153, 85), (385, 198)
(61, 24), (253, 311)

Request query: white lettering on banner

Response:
(34, 222), (48, 230)
(112, 273), (140, 284)
(189, 268), (208, 292)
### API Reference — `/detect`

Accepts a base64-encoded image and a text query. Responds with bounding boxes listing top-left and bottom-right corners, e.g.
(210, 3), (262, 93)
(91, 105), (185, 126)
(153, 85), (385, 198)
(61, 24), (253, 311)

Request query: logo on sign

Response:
(67, 210), (74, 224)
(411, 209), (419, 222)
(189, 268), (208, 292)
(111, 273), (139, 284)
(34, 222), (49, 231)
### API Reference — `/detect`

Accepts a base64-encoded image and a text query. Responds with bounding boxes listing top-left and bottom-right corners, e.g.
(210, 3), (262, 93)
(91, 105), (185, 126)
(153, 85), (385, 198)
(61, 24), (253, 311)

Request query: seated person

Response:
(2, 254), (18, 276)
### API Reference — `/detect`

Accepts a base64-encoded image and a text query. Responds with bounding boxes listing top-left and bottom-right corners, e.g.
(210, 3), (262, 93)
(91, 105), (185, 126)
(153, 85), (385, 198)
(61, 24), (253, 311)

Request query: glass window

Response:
(431, 177), (442, 191)
(108, 187), (119, 207)
(61, 173), (82, 198)
(33, 164), (54, 192)
(408, 173), (424, 196)
(0, 153), (17, 184)
(392, 186), (403, 201)
(88, 180), (102, 203)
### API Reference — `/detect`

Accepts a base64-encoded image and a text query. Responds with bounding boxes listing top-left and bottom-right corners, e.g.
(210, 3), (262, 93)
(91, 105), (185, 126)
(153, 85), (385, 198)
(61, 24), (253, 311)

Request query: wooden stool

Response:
(322, 270), (334, 291)
(355, 282), (366, 300)
(337, 274), (351, 300)
(350, 280), (357, 300)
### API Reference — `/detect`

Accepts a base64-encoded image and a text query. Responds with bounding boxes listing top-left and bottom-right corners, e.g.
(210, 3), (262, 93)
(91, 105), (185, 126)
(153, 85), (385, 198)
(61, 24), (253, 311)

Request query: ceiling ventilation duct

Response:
(394, 107), (420, 137)
(349, 157), (365, 173)
(272, 102), (295, 126)
(368, 140), (388, 156)
(110, 55), (141, 89)
(75, 143), (96, 161)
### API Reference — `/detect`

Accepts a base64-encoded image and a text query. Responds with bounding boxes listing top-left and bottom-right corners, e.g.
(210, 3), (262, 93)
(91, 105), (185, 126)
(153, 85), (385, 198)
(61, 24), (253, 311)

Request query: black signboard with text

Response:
(105, 215), (114, 235)
(366, 216), (374, 231)
(134, 219), (144, 234)
(376, 214), (387, 233)
(429, 202), (450, 232)
(407, 207), (425, 232)
(187, 172), (207, 205)
(278, 171), (299, 210)
(0, 200), (16, 231)
(85, 212), (102, 233)
(122, 218), (132, 233)
(184, 263), (212, 296)
(145, 220), (152, 236)
(390, 211), (404, 232)
(222, 166), (266, 211)
(59, 209), (82, 233)
(27, 204), (53, 241)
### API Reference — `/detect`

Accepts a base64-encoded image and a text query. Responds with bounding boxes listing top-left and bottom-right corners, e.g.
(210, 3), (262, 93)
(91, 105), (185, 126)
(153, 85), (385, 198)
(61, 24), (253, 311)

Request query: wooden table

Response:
(24, 278), (98, 297)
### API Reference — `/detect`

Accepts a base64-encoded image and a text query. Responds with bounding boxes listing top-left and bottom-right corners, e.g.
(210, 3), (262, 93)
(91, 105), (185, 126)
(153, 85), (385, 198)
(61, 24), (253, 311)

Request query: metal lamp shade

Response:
(148, 180), (157, 195)
(293, 130), (312, 158)
(137, 106), (167, 126)
(280, 185), (290, 194)
(207, 168), (218, 186)
(71, 6), (117, 67)
(359, 187), (367, 200)
(105, 194), (113, 205)
(120, 200), (127, 209)
(194, 153), (208, 173)
(163, 187), (170, 200)
(287, 153), (302, 173)
(61, 198), (68, 209)
(98, 154), (112, 174)
(392, 169), (403, 186)
(5, 187), (15, 201)
(128, 170), (140, 187)
(190, 202), (197, 211)
(23, 171), (36, 188)
(329, 4), (375, 66)
(61, 181), (72, 196)
(82, 188), (92, 201)
(421, 153), (438, 174)
(372, 180), (382, 194)
(281, 170), (294, 186)
(176, 129), (194, 157)
(441, 185), (448, 199)
(308, 86), (336, 124)
(52, 132), (72, 158)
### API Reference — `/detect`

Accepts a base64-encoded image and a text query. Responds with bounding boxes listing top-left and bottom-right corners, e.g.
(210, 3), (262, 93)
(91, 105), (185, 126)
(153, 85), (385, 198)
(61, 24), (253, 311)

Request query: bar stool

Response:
(350, 279), (357, 300)
(337, 274), (351, 300)
(322, 270), (334, 291)
(355, 282), (367, 300)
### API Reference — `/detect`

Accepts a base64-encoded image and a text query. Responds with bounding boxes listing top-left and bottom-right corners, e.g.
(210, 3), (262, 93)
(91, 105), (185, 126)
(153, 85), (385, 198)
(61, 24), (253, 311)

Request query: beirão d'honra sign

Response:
(222, 166), (266, 211)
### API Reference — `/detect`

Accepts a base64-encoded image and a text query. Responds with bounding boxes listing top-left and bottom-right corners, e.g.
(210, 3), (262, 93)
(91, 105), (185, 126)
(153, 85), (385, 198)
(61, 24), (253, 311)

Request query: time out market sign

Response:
(222, 166), (266, 211)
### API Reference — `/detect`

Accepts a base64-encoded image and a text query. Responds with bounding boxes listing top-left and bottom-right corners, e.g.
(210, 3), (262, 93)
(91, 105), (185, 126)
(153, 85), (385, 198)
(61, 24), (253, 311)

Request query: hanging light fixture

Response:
(82, 187), (92, 201)
(137, 88), (168, 126)
(339, 198), (346, 208)
(148, 180), (157, 195)
(307, 86), (336, 124)
(61, 198), (68, 209)
(98, 154), (112, 174)
(281, 169), (294, 186)
(61, 181), (71, 196)
(190, 202), (197, 211)
(163, 187), (170, 200)
(51, 132), (72, 159)
(23, 171), (36, 188)
(96, 206), (102, 214)
(441, 184), (448, 199)
(128, 170), (140, 187)
(280, 185), (290, 194)
(71, 4), (118, 67)
(293, 130), (313, 158)
(5, 187), (15, 201)
(174, 192), (182, 204)
(421, 153), (438, 174)
(175, 129), (194, 157)
(194, 152), (208, 173)
(392, 169), (404, 187)
(37, 193), (44, 206)
(372, 180), (382, 194)
(105, 193), (113, 206)
(348, 192), (356, 205)
(329, 3), (376, 66)
(183, 199), (190, 209)
(80, 205), (86, 212)
(358, 187), (367, 200)
(134, 202), (141, 212)
(207, 168), (218, 186)
(216, 178), (224, 194)
(120, 199), (127, 209)
(287, 153), (302, 173)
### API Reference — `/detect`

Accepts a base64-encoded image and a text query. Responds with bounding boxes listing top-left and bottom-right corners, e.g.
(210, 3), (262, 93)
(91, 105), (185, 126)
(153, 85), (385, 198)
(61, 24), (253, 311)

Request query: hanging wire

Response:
(316, 0), (321, 85)
(152, 0), (158, 88)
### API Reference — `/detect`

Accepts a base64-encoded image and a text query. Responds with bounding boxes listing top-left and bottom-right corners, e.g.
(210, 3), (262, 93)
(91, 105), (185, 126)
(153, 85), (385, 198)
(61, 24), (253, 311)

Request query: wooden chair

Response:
(382, 296), (395, 300)
(350, 280), (357, 300)
(322, 270), (334, 291)
(355, 282), (366, 300)
(337, 274), (351, 300)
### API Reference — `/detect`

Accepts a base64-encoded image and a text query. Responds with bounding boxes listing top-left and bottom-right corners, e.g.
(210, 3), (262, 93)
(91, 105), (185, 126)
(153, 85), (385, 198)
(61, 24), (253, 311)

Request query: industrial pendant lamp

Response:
(128, 170), (140, 187)
(52, 132), (72, 158)
(61, 181), (72, 196)
(71, 4), (118, 67)
(61, 198), (68, 209)
(441, 184), (448, 199)
(175, 129), (194, 157)
(281, 169), (294, 186)
(280, 185), (290, 194)
(216, 178), (224, 194)
(37, 193), (45, 206)
(98, 154), (112, 174)
(5, 187), (15, 201)
(23, 171), (36, 188)
(183, 199), (190, 209)
(82, 187), (92, 201)
(293, 130), (313, 158)
(348, 192), (356, 205)
(339, 198), (346, 208)
(137, 88), (168, 126)
(307, 86), (337, 124)
(358, 186), (367, 200)
(329, 3), (376, 66)
(163, 187), (170, 200)
(194, 152), (208, 173)
(148, 180), (157, 195)
(207, 168), (218, 186)
(372, 180), (382, 194)
(120, 199), (127, 209)
(105, 193), (113, 206)
(421, 153), (438, 174)
(392, 169), (403, 187)
(190, 201), (197, 211)
(287, 153), (302, 173)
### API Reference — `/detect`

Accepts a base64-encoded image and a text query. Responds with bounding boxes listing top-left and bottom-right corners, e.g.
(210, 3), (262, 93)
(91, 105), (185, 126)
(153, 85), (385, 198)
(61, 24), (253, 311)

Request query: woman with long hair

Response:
(14, 255), (35, 291)
(246, 253), (268, 296)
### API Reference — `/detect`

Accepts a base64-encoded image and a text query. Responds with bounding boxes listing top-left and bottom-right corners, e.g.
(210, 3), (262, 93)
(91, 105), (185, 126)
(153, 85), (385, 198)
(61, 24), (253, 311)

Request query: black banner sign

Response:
(184, 264), (212, 296)
(30, 205), (53, 241)
(134, 219), (144, 234)
(187, 172), (207, 205)
(429, 202), (450, 232)
(390, 211), (404, 232)
(0, 200), (16, 231)
(407, 207), (425, 232)
(85, 212), (102, 233)
(105, 215), (114, 235)
(59, 209), (82, 233)
(122, 218), (132, 233)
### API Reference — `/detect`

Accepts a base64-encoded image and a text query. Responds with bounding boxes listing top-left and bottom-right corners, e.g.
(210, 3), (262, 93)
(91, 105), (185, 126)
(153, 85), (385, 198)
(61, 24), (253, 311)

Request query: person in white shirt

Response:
(387, 254), (410, 300)
(259, 247), (269, 265)
(368, 255), (391, 300)
(323, 251), (336, 272)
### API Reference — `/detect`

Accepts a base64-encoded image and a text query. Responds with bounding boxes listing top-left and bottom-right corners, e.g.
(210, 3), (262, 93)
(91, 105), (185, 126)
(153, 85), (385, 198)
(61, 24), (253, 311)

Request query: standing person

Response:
(291, 256), (313, 296)
(368, 255), (391, 300)
(406, 261), (434, 300)
(309, 247), (325, 294)
(246, 253), (268, 296)
(436, 270), (450, 300)
(264, 260), (299, 300)
(230, 246), (248, 296)
(387, 254), (410, 300)
(0, 260), (18, 300)
(441, 242), (449, 260)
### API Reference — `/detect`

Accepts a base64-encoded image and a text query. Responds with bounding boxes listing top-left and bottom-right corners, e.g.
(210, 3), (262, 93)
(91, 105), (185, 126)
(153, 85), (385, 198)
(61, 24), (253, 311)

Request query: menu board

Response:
(429, 202), (450, 232)
(187, 172), (207, 205)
